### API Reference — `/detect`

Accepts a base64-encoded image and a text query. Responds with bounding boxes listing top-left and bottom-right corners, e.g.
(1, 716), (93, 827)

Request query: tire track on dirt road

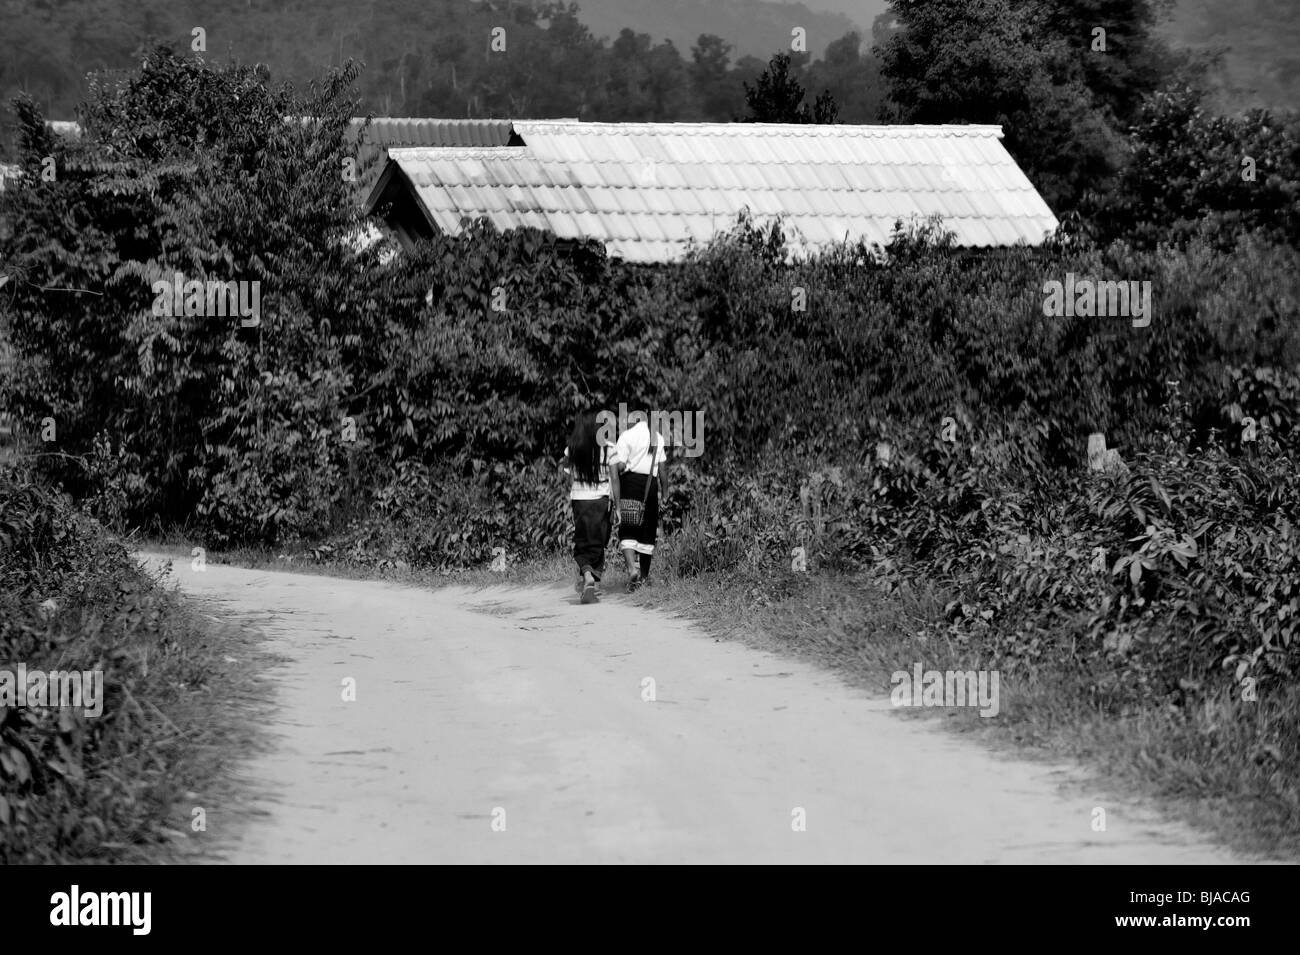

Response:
(138, 554), (1243, 864)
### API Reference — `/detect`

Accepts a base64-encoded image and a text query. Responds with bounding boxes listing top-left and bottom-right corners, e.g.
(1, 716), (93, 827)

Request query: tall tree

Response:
(643, 40), (691, 121)
(1016, 0), (1191, 127)
(1, 49), (371, 530)
(877, 0), (1117, 210)
(690, 34), (735, 121)
(743, 53), (838, 123)
(805, 31), (883, 124)
(604, 29), (656, 120)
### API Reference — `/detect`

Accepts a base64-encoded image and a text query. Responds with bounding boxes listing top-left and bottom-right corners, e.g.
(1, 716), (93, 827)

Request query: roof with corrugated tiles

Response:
(366, 121), (1059, 262)
(350, 118), (519, 149)
(348, 118), (521, 195)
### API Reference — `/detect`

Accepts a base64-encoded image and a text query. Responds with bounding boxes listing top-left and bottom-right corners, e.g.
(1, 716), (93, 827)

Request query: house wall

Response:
(377, 188), (438, 252)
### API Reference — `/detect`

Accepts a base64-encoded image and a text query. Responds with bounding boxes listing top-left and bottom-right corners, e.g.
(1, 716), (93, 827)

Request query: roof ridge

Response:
(512, 120), (1003, 133)
(356, 117), (514, 125)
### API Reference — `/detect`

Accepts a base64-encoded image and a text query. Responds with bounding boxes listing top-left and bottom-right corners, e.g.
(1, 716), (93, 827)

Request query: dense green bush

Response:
(664, 393), (1299, 697)
(356, 223), (669, 464)
(665, 216), (1300, 468)
(322, 457), (571, 572)
(1085, 85), (1300, 249)
(1, 51), (374, 543)
(0, 470), (221, 861)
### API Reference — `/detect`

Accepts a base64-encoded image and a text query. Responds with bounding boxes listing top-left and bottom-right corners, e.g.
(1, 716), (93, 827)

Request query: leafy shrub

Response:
(0, 470), (234, 862)
(315, 456), (570, 572)
(1, 51), (374, 543)
(1087, 85), (1300, 249)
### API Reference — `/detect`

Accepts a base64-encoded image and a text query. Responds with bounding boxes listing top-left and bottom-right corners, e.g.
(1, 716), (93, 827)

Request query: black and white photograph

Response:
(0, 0), (1292, 922)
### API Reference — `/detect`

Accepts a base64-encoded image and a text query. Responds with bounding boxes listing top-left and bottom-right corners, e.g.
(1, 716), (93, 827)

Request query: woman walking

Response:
(614, 409), (668, 592)
(561, 410), (617, 604)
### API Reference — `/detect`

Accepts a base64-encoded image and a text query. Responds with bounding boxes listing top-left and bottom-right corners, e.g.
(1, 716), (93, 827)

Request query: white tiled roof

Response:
(371, 121), (1060, 262)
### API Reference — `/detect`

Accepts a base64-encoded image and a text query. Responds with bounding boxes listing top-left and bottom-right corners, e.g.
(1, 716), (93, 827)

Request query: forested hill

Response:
(2, 0), (1296, 138)
(1161, 0), (1300, 112)
(572, 0), (871, 57)
(0, 0), (865, 123)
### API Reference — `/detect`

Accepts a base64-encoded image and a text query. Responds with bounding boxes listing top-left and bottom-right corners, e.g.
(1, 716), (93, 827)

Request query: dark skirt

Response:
(617, 471), (659, 549)
(572, 498), (611, 579)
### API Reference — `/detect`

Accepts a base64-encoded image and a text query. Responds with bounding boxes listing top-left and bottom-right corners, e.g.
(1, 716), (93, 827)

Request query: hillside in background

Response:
(576, 0), (1300, 113)
(1164, 0), (1300, 112)
(1, 0), (1296, 143)
(556, 0), (862, 58)
(786, 0), (890, 25)
(0, 0), (867, 125)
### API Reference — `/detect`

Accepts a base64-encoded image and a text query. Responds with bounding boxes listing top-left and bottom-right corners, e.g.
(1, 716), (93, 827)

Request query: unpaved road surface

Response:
(140, 554), (1241, 864)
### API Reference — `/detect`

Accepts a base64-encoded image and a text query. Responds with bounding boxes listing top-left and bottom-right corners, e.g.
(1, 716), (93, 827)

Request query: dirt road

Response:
(139, 554), (1241, 864)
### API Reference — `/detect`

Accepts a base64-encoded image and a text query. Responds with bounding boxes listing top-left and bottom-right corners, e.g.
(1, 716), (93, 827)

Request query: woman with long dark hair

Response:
(561, 409), (617, 603)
